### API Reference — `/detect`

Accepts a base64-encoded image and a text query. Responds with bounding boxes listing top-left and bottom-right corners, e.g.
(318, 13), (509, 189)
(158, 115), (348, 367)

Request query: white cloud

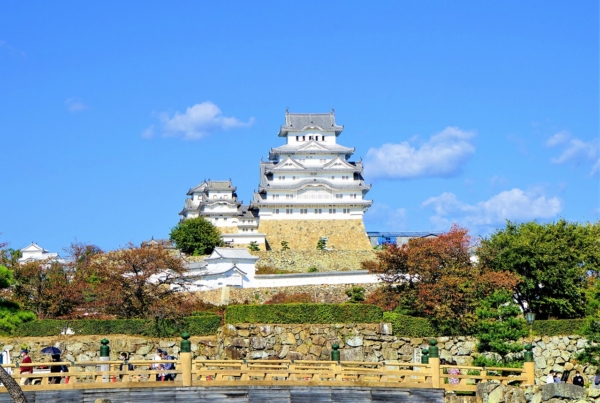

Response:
(65, 98), (88, 113)
(546, 131), (599, 176)
(422, 188), (562, 232)
(364, 126), (475, 180)
(364, 203), (407, 230)
(148, 102), (254, 140)
(141, 126), (154, 139)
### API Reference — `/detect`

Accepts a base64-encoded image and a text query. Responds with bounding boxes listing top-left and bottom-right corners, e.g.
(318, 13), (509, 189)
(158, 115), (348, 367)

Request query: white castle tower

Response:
(250, 110), (372, 250)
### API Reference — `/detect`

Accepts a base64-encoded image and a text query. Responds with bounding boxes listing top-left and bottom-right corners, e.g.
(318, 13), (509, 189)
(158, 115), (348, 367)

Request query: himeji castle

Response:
(179, 110), (373, 251)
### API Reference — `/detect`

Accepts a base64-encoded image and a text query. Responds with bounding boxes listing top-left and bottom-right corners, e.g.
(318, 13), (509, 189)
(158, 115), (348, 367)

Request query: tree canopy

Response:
(477, 219), (600, 319)
(364, 225), (520, 335)
(169, 217), (224, 255)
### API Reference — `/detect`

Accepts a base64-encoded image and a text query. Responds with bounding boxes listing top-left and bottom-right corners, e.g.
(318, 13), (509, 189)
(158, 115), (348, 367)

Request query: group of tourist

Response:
(546, 370), (587, 386)
(18, 347), (177, 385)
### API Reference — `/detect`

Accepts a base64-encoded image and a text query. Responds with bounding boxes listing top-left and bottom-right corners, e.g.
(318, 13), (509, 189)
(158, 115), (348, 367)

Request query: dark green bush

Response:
(225, 304), (383, 324)
(532, 319), (586, 336)
(13, 315), (221, 337)
(383, 312), (437, 337)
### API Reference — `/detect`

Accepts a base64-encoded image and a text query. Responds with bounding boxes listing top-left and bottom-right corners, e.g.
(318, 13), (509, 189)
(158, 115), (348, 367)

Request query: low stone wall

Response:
(220, 325), (598, 385)
(251, 250), (377, 272)
(0, 335), (220, 364)
(195, 283), (380, 305)
(257, 219), (372, 250)
(218, 323), (479, 364)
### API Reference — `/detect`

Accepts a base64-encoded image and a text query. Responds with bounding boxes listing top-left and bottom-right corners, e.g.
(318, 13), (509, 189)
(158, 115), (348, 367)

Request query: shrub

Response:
(383, 312), (437, 337)
(345, 286), (365, 303)
(265, 292), (313, 304)
(225, 304), (383, 324)
(255, 266), (290, 275)
(307, 267), (318, 273)
(533, 319), (586, 336)
(13, 315), (221, 337)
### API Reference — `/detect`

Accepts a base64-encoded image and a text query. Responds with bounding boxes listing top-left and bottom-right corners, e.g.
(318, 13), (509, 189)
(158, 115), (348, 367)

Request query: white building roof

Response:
(205, 247), (259, 261)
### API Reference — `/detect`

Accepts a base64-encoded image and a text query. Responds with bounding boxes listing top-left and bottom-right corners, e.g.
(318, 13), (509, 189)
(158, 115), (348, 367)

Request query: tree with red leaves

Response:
(365, 225), (520, 335)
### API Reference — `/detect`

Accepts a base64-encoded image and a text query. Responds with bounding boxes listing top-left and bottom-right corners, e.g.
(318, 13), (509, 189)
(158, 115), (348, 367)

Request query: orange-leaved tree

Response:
(85, 243), (189, 319)
(364, 225), (520, 335)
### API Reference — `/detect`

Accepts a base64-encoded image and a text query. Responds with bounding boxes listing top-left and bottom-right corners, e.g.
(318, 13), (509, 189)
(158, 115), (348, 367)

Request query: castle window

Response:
(331, 176), (335, 180)
(215, 218), (219, 221)
(272, 194), (279, 200)
(343, 208), (350, 214)
(342, 176), (349, 180)
(314, 209), (322, 214)
(336, 194), (343, 199)
(278, 176), (285, 180)
(296, 136), (299, 141)
(300, 209), (307, 214)
(351, 194), (357, 199)
(309, 136), (313, 140)
(286, 209), (292, 214)
(292, 176), (296, 180)
(329, 208), (336, 214)
(322, 136), (325, 141)
(302, 136), (305, 141)
(273, 209), (279, 214)
(286, 194), (293, 200)
(224, 218), (227, 221)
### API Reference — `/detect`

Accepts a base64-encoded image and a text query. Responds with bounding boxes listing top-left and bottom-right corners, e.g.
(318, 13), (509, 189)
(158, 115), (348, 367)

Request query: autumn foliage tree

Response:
(364, 225), (520, 335)
(85, 243), (189, 319)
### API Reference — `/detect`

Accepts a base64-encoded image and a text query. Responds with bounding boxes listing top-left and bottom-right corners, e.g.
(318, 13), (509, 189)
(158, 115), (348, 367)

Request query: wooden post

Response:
(524, 343), (535, 385)
(428, 339), (441, 389)
(180, 332), (192, 387)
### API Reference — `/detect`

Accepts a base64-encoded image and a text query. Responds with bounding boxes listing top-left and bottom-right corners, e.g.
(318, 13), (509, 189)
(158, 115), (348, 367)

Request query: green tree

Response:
(248, 241), (260, 252)
(316, 238), (326, 251)
(280, 240), (290, 251)
(477, 220), (600, 319)
(345, 286), (365, 303)
(475, 290), (527, 359)
(169, 217), (224, 255)
(575, 316), (600, 365)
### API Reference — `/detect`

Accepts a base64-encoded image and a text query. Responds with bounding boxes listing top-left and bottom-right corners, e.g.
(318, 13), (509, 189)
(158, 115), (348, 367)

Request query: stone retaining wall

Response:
(195, 283), (380, 305)
(257, 219), (372, 251)
(251, 250), (377, 272)
(0, 335), (220, 364)
(220, 325), (598, 385)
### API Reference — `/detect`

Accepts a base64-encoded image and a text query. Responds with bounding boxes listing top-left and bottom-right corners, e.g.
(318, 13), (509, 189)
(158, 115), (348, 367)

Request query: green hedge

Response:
(13, 315), (221, 337)
(383, 313), (438, 337)
(532, 319), (586, 336)
(225, 303), (383, 324)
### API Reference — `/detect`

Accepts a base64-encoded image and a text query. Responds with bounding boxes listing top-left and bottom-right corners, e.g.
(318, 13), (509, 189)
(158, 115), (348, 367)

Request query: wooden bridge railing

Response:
(0, 356), (534, 392)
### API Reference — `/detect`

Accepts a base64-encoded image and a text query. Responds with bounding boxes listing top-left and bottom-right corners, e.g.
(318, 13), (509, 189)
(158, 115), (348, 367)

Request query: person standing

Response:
(546, 370), (555, 384)
(151, 348), (163, 381)
(554, 372), (562, 383)
(19, 349), (33, 385)
(573, 371), (585, 387)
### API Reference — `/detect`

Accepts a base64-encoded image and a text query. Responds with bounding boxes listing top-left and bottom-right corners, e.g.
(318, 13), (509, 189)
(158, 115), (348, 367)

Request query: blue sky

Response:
(1, 1), (598, 254)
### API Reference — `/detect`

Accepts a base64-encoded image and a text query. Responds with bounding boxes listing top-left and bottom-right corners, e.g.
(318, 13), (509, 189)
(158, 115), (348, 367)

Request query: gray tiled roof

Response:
(207, 180), (235, 191)
(278, 111), (343, 137)
(206, 247), (259, 261)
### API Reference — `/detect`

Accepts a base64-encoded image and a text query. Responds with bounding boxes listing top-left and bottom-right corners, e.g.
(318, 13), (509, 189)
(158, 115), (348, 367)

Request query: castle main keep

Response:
(180, 110), (373, 251)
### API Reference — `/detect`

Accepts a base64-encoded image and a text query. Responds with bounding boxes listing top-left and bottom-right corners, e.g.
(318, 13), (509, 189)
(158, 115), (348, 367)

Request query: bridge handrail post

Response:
(428, 338), (441, 389)
(180, 332), (192, 387)
(524, 344), (535, 385)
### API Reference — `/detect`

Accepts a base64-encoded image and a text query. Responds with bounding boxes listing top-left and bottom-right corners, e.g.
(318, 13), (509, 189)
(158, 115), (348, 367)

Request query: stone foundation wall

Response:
(252, 250), (377, 272)
(257, 219), (372, 250)
(0, 334), (220, 364)
(195, 283), (380, 305)
(220, 326), (597, 385)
